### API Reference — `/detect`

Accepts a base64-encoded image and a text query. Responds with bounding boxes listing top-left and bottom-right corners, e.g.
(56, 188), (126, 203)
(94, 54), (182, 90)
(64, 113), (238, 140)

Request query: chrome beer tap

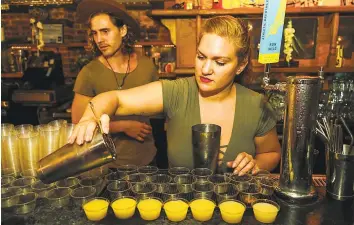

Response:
(265, 65), (324, 203)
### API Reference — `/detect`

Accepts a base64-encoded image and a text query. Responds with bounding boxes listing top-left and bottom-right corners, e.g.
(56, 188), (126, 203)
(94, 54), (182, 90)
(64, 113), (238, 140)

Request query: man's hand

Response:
(122, 121), (152, 142)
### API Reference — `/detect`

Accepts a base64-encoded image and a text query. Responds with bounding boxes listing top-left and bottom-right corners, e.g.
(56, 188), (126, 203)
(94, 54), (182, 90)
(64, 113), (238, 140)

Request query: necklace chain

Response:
(104, 54), (131, 90)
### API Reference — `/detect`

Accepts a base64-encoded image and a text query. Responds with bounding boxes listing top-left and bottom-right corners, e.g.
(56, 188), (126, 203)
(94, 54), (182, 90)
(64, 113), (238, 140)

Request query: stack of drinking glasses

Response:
(1, 120), (75, 178)
(319, 78), (354, 121)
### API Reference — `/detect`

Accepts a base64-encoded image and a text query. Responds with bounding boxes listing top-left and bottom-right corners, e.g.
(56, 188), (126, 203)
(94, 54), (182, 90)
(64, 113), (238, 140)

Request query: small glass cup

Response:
(11, 177), (36, 193)
(105, 171), (127, 184)
(131, 182), (157, 200)
(70, 186), (96, 208)
(111, 196), (137, 219)
(56, 177), (80, 190)
(148, 174), (172, 193)
(46, 187), (71, 208)
(83, 197), (110, 221)
(191, 181), (214, 199)
(191, 168), (213, 182)
(20, 169), (37, 178)
(161, 183), (181, 201)
(207, 174), (230, 184)
(214, 183), (239, 204)
(163, 198), (189, 222)
(230, 173), (253, 191)
(1, 175), (15, 187)
(31, 181), (55, 198)
(252, 199), (280, 223)
(1, 187), (22, 210)
(80, 177), (104, 195)
(124, 173), (148, 185)
(174, 174), (196, 193)
(137, 197), (163, 221)
(168, 167), (190, 177)
(258, 177), (275, 197)
(13, 192), (38, 215)
(238, 182), (261, 208)
(2, 167), (18, 177)
(253, 169), (271, 181)
(137, 166), (158, 176)
(189, 197), (216, 222)
(107, 180), (131, 200)
(219, 199), (246, 224)
(117, 164), (138, 175)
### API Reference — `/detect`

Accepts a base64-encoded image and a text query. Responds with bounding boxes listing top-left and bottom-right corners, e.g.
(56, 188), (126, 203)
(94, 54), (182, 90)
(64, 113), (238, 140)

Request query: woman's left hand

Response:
(227, 152), (260, 176)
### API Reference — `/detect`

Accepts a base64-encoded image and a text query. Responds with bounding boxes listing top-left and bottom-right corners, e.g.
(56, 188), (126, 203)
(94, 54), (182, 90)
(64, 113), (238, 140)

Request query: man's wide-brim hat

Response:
(76, 0), (140, 37)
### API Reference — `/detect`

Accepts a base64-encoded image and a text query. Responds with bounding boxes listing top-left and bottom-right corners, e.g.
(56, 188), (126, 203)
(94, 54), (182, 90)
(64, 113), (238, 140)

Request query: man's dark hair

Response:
(87, 12), (135, 56)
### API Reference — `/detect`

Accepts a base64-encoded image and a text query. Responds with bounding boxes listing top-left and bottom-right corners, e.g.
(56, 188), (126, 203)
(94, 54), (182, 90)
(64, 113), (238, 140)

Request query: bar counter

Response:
(2, 185), (353, 225)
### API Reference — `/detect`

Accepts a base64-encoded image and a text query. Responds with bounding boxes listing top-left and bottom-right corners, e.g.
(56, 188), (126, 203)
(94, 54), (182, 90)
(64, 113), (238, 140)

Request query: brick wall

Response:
(2, 7), (87, 77)
(2, 6), (170, 77)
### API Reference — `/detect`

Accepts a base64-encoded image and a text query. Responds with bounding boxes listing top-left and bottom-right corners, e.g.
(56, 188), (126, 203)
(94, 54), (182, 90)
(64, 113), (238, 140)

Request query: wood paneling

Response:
(176, 19), (197, 68)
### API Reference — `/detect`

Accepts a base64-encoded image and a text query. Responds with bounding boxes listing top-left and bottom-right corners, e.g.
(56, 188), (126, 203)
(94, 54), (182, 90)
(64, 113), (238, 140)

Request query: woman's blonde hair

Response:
(199, 15), (250, 63)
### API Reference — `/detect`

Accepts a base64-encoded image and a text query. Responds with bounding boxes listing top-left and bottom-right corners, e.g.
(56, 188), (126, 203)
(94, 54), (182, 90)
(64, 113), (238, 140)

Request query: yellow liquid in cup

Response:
(164, 200), (189, 222)
(83, 199), (109, 221)
(137, 199), (162, 221)
(253, 202), (279, 223)
(111, 198), (137, 219)
(189, 199), (215, 222)
(219, 201), (246, 224)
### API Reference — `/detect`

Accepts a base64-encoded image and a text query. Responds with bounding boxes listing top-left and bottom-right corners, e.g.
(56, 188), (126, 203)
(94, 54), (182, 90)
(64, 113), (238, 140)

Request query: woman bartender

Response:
(69, 16), (281, 176)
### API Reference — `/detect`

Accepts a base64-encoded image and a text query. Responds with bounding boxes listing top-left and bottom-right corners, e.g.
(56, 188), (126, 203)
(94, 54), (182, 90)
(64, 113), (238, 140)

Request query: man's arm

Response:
(71, 93), (93, 124)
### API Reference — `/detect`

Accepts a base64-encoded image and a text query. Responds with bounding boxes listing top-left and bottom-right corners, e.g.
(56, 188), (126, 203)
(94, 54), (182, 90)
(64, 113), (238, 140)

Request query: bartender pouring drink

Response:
(69, 14), (281, 176)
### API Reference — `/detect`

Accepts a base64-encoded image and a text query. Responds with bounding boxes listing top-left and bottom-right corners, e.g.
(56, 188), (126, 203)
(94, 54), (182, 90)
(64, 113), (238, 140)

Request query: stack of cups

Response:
(39, 124), (60, 160)
(2, 124), (21, 177)
(48, 120), (74, 148)
(18, 131), (40, 177)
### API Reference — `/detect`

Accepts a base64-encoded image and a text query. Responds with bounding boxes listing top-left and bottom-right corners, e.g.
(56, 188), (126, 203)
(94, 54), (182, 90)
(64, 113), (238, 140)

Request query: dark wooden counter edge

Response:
(2, 185), (353, 225)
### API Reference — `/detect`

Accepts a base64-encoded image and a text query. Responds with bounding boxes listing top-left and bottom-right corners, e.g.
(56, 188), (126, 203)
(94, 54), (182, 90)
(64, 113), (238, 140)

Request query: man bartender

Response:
(72, 0), (158, 167)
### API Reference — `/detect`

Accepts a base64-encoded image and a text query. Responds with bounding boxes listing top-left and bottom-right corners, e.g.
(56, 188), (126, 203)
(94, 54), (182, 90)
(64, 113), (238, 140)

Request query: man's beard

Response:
(99, 43), (123, 59)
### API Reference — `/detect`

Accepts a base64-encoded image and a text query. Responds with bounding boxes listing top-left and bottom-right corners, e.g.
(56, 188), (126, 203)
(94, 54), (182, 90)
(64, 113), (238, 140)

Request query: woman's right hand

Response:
(68, 114), (111, 145)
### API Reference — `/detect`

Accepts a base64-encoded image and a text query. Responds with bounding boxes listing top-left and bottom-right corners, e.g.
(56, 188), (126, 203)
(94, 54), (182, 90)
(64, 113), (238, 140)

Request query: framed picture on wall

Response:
(42, 24), (63, 44)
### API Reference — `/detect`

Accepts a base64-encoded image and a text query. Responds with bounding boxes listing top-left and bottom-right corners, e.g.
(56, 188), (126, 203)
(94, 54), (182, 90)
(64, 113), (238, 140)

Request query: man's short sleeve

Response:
(255, 97), (278, 137)
(73, 66), (95, 97)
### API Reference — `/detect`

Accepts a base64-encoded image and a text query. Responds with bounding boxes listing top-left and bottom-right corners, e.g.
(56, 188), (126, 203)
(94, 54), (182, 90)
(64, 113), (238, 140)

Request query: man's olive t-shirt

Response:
(161, 77), (277, 170)
(73, 55), (158, 167)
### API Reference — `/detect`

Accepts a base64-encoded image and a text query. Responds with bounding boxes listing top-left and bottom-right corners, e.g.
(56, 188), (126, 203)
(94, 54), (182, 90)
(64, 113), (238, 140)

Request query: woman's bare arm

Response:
(68, 81), (164, 145)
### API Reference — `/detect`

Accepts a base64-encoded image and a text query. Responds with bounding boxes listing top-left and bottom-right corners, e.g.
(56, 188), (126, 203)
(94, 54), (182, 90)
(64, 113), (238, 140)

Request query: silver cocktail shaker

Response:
(192, 124), (221, 173)
(37, 131), (116, 184)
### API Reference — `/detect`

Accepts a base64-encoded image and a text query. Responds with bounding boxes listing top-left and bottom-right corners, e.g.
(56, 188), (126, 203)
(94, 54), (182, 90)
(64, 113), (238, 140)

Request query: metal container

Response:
(326, 144), (354, 201)
(275, 76), (321, 203)
(192, 124), (221, 173)
(37, 132), (116, 184)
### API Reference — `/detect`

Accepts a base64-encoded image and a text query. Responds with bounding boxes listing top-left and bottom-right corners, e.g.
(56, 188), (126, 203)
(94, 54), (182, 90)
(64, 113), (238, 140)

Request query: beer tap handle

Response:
(318, 66), (324, 80)
(262, 64), (271, 88)
(262, 64), (286, 92)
